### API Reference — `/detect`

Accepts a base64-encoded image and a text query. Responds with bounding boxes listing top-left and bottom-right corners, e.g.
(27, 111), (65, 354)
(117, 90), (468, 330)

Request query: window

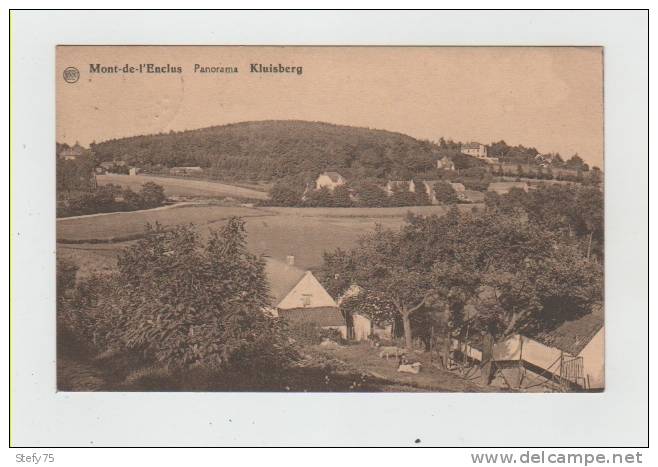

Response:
(302, 294), (312, 307)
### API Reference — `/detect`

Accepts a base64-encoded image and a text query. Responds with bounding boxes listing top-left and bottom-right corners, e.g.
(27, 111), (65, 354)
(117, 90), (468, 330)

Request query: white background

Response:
(5, 6), (649, 457)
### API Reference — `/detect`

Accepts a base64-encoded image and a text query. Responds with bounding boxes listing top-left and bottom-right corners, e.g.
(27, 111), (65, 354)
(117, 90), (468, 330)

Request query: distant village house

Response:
(385, 180), (416, 195)
(315, 171), (347, 191)
(436, 156), (455, 171)
(58, 142), (85, 160)
(461, 142), (499, 164)
(461, 142), (488, 159)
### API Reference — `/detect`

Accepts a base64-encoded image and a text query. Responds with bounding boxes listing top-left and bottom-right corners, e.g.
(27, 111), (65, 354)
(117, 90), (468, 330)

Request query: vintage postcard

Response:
(56, 46), (604, 393)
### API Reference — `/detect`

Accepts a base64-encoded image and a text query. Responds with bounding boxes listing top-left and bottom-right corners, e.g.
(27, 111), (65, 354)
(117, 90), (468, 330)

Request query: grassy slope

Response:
(57, 204), (481, 275)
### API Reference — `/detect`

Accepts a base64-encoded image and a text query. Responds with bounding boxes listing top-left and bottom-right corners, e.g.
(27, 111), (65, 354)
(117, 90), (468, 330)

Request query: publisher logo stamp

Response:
(63, 67), (80, 83)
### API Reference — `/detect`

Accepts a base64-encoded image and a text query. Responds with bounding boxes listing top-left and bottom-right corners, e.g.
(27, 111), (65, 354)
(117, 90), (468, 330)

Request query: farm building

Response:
(265, 258), (347, 338)
(487, 181), (530, 195)
(315, 171), (347, 191)
(451, 306), (604, 391)
(129, 167), (140, 176)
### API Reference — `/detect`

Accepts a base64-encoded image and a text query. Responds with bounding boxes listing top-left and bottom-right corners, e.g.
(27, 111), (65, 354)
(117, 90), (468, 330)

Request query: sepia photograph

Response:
(55, 45), (605, 394)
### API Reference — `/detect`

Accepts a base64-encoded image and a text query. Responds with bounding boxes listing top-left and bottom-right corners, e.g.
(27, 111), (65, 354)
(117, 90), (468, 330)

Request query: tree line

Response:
(319, 184), (603, 370)
(57, 182), (166, 218)
(267, 178), (466, 208)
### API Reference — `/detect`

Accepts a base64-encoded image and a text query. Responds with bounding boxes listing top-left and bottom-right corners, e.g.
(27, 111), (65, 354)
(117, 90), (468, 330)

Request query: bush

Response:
(62, 218), (298, 372)
(57, 182), (167, 217)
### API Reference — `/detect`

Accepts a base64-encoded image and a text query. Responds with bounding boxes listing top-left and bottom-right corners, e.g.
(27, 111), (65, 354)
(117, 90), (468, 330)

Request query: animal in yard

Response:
(398, 362), (422, 374)
(379, 346), (404, 360)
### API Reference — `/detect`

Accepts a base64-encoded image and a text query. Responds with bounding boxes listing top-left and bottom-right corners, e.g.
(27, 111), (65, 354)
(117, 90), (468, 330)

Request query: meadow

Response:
(58, 203), (480, 276)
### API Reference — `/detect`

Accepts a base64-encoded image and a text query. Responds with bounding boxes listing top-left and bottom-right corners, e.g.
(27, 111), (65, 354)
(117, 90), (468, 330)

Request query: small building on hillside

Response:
(315, 171), (347, 191)
(461, 142), (488, 159)
(170, 166), (203, 176)
(266, 258), (347, 338)
(487, 181), (530, 195)
(385, 180), (416, 195)
(436, 156), (456, 171)
(129, 167), (141, 176)
(58, 142), (85, 160)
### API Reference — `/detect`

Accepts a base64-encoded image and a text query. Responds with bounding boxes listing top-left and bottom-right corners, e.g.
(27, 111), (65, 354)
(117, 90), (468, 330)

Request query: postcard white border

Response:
(10, 10), (648, 446)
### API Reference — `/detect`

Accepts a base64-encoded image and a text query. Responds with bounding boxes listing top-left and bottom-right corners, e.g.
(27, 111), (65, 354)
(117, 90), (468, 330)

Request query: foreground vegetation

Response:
(320, 184), (603, 378)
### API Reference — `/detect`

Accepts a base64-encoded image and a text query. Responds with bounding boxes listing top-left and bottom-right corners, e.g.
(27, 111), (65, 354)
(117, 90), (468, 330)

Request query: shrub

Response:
(66, 218), (297, 371)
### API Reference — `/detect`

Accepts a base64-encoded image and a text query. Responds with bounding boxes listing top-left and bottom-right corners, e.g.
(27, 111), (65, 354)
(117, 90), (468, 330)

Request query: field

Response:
(57, 204), (271, 242)
(58, 204), (478, 276)
(97, 174), (269, 200)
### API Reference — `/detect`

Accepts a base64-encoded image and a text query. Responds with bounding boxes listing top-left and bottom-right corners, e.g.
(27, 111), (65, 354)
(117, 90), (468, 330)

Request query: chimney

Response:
(286, 255), (295, 266)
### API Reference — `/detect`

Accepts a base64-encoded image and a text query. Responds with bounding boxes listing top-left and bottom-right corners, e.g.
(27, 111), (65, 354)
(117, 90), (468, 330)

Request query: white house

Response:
(58, 142), (85, 160)
(385, 180), (416, 195)
(266, 258), (347, 338)
(436, 156), (456, 171)
(461, 142), (488, 159)
(315, 171), (346, 191)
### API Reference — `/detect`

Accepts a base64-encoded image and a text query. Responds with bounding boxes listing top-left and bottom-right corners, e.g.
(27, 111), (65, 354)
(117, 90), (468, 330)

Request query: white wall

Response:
(352, 314), (371, 341)
(277, 271), (338, 310)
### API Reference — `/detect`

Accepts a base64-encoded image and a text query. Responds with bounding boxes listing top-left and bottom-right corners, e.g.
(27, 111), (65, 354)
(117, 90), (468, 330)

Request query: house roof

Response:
(321, 171), (344, 183)
(278, 306), (346, 327)
(462, 142), (484, 150)
(264, 258), (306, 306)
(529, 305), (604, 356)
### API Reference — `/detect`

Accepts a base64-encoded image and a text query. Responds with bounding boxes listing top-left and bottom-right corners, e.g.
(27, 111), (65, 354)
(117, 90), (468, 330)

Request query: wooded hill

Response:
(90, 120), (483, 181)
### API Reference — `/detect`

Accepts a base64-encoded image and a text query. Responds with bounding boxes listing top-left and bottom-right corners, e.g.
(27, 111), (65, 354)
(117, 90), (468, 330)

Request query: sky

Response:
(57, 46), (604, 167)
